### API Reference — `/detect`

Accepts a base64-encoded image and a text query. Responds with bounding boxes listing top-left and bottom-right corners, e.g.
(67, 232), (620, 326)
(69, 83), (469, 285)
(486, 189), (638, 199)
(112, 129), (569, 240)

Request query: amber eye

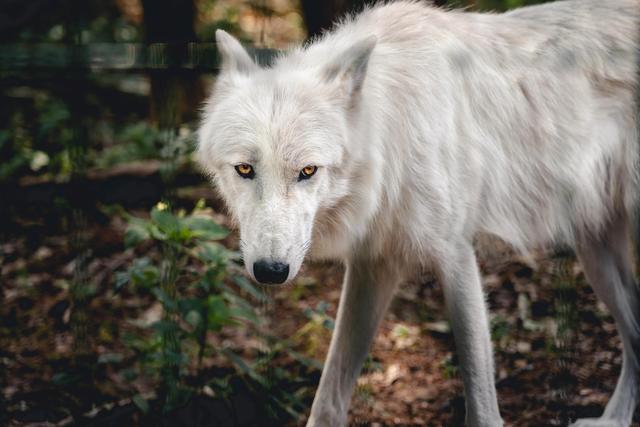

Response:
(298, 165), (318, 181)
(234, 164), (255, 179)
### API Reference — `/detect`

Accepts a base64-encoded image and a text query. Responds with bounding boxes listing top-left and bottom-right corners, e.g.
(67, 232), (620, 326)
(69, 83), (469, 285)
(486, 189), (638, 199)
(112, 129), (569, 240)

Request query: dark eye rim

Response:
(234, 164), (255, 179)
(298, 165), (318, 181)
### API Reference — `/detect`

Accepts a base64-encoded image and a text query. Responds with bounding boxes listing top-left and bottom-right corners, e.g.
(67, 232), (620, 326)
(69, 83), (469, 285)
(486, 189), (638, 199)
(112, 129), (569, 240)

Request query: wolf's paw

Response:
(569, 418), (627, 427)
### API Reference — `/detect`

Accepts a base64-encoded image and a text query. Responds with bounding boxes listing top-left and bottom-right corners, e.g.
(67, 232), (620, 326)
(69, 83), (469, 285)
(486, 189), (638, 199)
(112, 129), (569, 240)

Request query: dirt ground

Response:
(2, 190), (640, 426)
(278, 249), (639, 426)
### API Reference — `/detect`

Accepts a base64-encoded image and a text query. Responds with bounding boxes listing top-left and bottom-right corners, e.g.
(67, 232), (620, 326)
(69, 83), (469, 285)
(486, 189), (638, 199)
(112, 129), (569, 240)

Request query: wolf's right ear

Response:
(216, 30), (258, 74)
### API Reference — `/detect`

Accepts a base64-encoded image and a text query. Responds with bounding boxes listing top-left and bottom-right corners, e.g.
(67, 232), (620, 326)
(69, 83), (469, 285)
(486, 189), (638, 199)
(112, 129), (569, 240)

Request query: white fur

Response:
(198, 1), (640, 426)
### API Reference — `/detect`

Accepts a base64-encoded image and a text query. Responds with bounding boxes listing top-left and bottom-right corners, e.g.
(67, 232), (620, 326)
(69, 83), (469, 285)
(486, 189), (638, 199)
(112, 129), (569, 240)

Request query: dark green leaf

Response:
(185, 310), (202, 327)
(114, 271), (130, 292)
(124, 220), (150, 247)
(228, 306), (258, 324)
(151, 208), (181, 236)
(220, 348), (268, 386)
(183, 216), (229, 240)
(233, 275), (267, 301)
(151, 288), (178, 312)
(207, 295), (233, 329)
(150, 319), (180, 335)
(132, 394), (149, 414)
(197, 242), (228, 264)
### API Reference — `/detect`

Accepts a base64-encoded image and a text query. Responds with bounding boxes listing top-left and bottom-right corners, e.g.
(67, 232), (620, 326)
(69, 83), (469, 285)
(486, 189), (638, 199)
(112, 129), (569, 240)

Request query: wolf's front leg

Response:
(437, 242), (503, 427)
(306, 258), (402, 427)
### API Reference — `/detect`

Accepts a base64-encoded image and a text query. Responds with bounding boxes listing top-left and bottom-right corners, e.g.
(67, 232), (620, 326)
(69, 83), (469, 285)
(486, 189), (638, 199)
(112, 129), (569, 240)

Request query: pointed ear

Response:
(323, 36), (377, 98)
(215, 29), (258, 74)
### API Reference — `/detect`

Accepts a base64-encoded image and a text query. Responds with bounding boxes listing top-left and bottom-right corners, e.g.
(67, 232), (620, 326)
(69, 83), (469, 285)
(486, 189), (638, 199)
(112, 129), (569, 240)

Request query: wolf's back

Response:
(504, 0), (639, 85)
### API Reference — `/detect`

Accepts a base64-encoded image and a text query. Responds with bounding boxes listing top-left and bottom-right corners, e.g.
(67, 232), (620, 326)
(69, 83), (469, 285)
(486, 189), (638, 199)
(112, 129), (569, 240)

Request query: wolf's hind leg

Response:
(572, 213), (640, 427)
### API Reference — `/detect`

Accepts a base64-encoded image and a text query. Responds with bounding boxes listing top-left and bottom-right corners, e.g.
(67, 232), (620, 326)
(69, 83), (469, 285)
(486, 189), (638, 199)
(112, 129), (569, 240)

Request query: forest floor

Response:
(2, 180), (640, 427)
(292, 248), (638, 426)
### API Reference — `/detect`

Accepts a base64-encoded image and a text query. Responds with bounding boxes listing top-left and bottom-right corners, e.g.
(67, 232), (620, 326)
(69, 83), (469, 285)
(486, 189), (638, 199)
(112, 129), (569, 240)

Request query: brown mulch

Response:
(2, 200), (639, 427)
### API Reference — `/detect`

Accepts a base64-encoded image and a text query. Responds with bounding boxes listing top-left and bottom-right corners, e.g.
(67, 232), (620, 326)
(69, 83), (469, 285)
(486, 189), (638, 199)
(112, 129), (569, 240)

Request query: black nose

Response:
(253, 260), (289, 284)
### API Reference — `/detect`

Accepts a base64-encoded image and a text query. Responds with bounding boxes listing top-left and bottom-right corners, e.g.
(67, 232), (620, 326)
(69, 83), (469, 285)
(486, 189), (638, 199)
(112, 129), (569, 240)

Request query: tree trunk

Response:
(300, 0), (370, 38)
(301, 0), (449, 38)
(141, 0), (201, 127)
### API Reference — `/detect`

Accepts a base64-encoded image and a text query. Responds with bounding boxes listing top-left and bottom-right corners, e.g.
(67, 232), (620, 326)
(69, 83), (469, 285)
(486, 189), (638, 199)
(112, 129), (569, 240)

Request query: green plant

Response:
(119, 200), (261, 412)
(441, 353), (459, 379)
(490, 314), (511, 350)
(118, 200), (319, 420)
(292, 301), (334, 358)
(96, 122), (162, 168)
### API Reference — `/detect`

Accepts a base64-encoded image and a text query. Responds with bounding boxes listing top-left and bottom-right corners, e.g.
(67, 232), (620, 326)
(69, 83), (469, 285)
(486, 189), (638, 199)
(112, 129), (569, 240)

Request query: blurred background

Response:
(2, 0), (638, 426)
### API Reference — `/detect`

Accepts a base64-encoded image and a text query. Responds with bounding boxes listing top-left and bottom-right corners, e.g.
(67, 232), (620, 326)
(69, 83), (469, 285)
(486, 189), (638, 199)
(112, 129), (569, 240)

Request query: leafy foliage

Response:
(118, 200), (318, 418)
(120, 201), (244, 410)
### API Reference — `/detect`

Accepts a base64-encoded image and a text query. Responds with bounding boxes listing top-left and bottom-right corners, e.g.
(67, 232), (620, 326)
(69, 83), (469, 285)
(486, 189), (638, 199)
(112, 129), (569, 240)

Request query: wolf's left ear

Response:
(216, 29), (258, 74)
(323, 36), (377, 99)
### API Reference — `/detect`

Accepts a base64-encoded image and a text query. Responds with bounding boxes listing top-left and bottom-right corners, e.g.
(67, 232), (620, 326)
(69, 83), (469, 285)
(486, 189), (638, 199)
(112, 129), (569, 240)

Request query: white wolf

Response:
(197, 0), (640, 425)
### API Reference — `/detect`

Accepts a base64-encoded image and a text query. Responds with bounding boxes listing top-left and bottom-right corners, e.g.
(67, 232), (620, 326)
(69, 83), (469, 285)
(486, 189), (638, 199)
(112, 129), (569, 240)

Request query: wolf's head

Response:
(197, 30), (376, 284)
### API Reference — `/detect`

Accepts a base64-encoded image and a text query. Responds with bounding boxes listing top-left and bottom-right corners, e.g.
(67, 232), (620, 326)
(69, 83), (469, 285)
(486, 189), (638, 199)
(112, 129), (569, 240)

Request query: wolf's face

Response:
(198, 31), (375, 284)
